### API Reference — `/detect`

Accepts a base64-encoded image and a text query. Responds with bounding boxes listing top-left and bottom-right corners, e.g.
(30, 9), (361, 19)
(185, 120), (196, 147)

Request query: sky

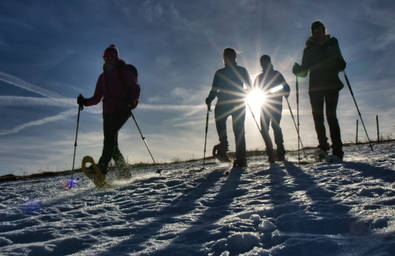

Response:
(0, 0), (394, 175)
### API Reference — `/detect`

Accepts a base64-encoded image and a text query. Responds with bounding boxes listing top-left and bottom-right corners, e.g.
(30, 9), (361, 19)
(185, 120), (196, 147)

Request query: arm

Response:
(293, 48), (309, 78)
(243, 68), (252, 90)
(206, 71), (219, 104)
(85, 75), (104, 106)
(328, 38), (346, 72)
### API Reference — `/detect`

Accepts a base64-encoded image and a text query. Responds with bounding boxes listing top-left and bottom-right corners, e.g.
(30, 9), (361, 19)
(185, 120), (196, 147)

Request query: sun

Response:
(245, 88), (265, 117)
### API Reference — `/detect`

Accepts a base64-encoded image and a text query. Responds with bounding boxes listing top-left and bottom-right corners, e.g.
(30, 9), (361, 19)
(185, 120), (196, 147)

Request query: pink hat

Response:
(103, 44), (119, 59)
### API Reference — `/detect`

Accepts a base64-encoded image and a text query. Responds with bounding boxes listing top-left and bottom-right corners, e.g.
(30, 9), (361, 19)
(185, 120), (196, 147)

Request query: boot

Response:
(277, 146), (285, 161)
(212, 143), (231, 162)
(233, 158), (247, 168)
(267, 148), (276, 163)
(314, 148), (328, 162)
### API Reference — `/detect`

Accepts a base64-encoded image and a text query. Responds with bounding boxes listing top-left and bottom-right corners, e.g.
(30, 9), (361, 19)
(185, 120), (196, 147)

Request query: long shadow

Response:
(150, 168), (243, 256)
(263, 163), (373, 255)
(343, 161), (395, 183)
(97, 169), (225, 255)
(260, 164), (302, 249)
(282, 162), (362, 235)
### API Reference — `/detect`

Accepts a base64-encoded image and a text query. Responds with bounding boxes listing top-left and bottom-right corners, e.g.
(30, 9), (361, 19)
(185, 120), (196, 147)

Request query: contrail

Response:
(0, 109), (76, 136)
(0, 71), (62, 98)
(0, 96), (74, 107)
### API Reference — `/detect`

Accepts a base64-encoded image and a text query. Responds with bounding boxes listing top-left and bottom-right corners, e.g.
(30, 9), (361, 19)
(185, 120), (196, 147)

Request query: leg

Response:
(111, 115), (129, 169)
(325, 91), (343, 158)
(260, 107), (274, 152)
(98, 113), (129, 174)
(214, 104), (230, 150)
(232, 105), (246, 164)
(309, 92), (330, 151)
(271, 106), (285, 159)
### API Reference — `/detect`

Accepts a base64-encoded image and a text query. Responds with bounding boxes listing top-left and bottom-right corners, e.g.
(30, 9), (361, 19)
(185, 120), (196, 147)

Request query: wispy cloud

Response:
(0, 109), (75, 136)
(0, 71), (62, 98)
(139, 103), (205, 112)
(0, 96), (74, 107)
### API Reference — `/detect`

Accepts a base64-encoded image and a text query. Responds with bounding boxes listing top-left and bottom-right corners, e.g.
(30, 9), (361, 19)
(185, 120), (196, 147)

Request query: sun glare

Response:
(245, 88), (265, 117)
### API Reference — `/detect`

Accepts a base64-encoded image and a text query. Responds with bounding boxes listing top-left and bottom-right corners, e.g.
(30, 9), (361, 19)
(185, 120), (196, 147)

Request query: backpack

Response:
(120, 63), (141, 110)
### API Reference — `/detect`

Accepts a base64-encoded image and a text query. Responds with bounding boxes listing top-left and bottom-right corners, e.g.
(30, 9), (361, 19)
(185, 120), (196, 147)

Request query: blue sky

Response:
(0, 0), (394, 175)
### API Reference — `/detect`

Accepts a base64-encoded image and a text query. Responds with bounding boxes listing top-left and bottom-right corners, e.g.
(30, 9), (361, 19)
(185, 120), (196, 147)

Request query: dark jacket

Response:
(207, 63), (251, 105)
(298, 35), (346, 93)
(85, 60), (140, 114)
(254, 68), (290, 108)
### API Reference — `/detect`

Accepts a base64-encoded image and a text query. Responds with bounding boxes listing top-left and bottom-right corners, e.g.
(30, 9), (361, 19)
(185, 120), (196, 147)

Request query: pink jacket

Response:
(85, 60), (139, 114)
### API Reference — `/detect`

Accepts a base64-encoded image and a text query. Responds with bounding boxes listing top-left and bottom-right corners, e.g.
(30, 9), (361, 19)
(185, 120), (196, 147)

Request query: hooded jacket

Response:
(299, 35), (346, 93)
(85, 59), (140, 114)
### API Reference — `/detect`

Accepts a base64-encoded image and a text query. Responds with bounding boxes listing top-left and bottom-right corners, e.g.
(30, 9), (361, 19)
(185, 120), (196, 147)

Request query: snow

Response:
(0, 142), (394, 256)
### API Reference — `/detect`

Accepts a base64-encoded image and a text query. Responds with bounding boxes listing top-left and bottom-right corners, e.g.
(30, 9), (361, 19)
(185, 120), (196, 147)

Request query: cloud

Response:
(0, 96), (74, 107)
(0, 109), (75, 136)
(0, 71), (62, 98)
(140, 0), (164, 23)
(139, 103), (205, 112)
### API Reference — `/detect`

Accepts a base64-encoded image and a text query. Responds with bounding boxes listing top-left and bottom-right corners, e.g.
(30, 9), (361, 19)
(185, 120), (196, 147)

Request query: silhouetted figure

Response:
(77, 44), (140, 178)
(254, 55), (290, 163)
(293, 21), (346, 161)
(206, 48), (251, 167)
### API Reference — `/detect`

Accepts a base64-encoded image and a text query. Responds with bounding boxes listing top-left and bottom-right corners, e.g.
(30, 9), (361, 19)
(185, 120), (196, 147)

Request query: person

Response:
(293, 21), (346, 161)
(77, 44), (140, 178)
(205, 48), (251, 168)
(254, 55), (290, 163)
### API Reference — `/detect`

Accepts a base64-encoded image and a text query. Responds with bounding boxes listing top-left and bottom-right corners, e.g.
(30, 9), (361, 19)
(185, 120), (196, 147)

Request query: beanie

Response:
(103, 44), (119, 59)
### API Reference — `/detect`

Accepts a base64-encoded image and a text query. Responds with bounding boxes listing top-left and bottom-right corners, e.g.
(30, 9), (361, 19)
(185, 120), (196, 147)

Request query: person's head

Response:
(103, 44), (119, 64)
(260, 55), (272, 70)
(310, 20), (326, 42)
(223, 48), (237, 66)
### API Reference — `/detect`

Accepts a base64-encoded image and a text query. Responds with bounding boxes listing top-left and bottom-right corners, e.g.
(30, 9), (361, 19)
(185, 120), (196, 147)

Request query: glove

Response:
(128, 99), (139, 110)
(77, 94), (86, 108)
(205, 97), (212, 111)
(292, 63), (306, 77)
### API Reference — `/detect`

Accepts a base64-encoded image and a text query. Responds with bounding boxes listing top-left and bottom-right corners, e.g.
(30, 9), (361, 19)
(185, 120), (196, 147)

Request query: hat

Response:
(103, 44), (119, 59)
(311, 21), (326, 32)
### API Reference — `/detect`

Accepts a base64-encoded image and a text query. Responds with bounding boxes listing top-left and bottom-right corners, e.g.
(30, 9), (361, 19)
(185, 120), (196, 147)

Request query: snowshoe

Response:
(212, 144), (231, 162)
(81, 156), (110, 187)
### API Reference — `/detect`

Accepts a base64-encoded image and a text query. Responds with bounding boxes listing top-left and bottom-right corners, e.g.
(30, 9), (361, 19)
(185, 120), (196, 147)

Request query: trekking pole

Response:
(296, 76), (301, 162)
(343, 72), (374, 151)
(71, 105), (82, 174)
(285, 97), (307, 158)
(202, 106), (211, 168)
(67, 105), (83, 188)
(130, 112), (157, 163)
(130, 112), (162, 173)
(246, 103), (263, 135)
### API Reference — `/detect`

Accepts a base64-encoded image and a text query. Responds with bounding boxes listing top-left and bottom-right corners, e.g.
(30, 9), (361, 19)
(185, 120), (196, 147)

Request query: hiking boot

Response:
(97, 163), (108, 180)
(212, 144), (231, 162)
(326, 154), (343, 163)
(277, 147), (286, 161)
(267, 149), (276, 163)
(233, 158), (247, 168)
(314, 149), (328, 162)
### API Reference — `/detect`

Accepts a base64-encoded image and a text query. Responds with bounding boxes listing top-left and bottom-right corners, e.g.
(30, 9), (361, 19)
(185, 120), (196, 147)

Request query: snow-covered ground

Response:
(0, 142), (394, 256)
